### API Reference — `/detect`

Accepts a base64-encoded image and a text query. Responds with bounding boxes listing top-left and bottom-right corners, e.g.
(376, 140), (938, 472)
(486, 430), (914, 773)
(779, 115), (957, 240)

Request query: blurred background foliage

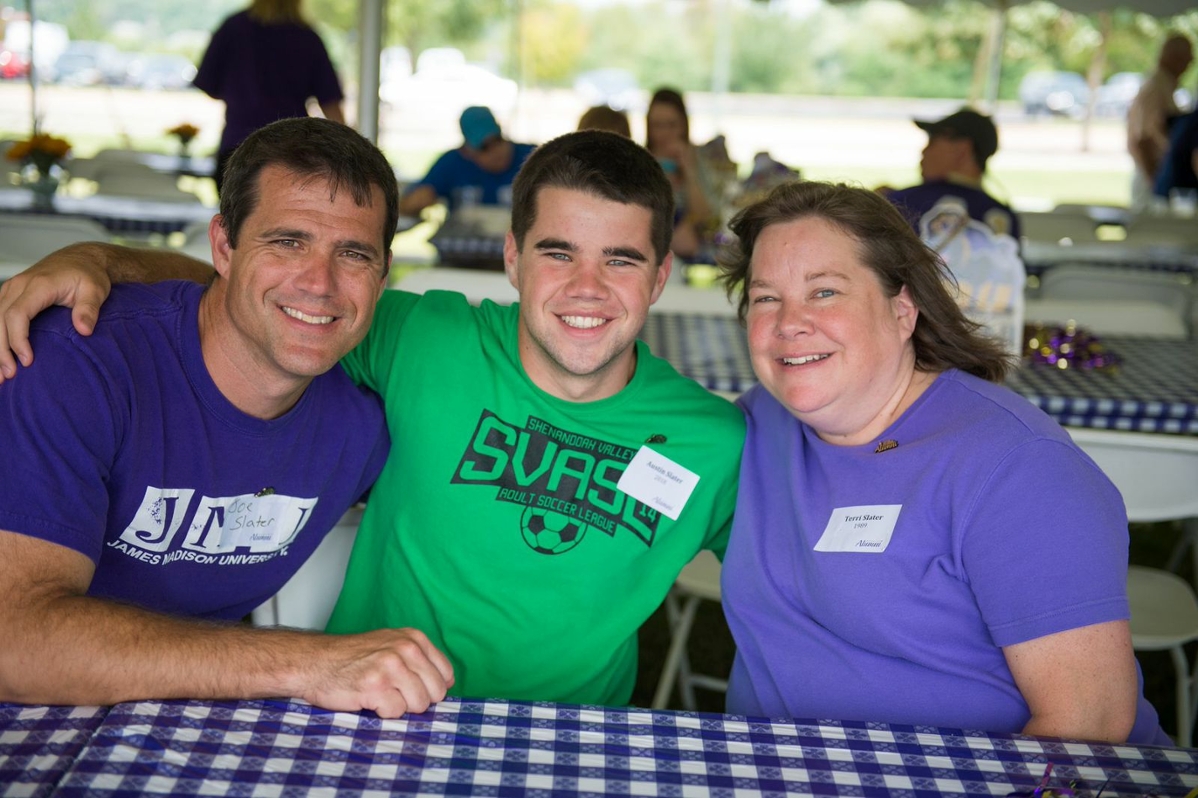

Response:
(18, 0), (1198, 100)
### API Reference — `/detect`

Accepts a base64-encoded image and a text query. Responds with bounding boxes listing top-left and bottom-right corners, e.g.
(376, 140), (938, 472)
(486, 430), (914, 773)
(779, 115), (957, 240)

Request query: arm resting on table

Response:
(1004, 619), (1138, 743)
(0, 241), (214, 382)
(0, 529), (453, 716)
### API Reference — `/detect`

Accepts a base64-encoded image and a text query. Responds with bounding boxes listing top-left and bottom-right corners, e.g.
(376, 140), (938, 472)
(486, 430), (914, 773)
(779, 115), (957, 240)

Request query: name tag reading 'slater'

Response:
(814, 505), (902, 553)
(616, 446), (699, 521)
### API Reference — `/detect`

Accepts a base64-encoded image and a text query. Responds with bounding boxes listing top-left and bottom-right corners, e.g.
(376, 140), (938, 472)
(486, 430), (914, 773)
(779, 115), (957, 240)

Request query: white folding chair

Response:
(93, 163), (199, 203)
(1123, 217), (1198, 248)
(1018, 211), (1100, 247)
(1066, 427), (1198, 746)
(1035, 264), (1194, 338)
(250, 505), (363, 631)
(0, 212), (111, 265)
(651, 550), (729, 710)
(1023, 298), (1188, 338)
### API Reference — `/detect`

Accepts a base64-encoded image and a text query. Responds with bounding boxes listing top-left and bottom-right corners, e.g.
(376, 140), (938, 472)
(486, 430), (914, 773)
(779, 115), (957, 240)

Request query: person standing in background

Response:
(195, 0), (345, 194)
(1127, 34), (1193, 211)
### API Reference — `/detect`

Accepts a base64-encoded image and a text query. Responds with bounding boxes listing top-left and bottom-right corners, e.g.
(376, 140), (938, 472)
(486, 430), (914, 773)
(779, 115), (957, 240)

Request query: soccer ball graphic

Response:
(520, 506), (587, 555)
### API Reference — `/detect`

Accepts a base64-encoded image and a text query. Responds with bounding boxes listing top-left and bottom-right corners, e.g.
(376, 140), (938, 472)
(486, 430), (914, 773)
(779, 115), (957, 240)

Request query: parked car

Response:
(1095, 71), (1143, 118)
(379, 61), (518, 117)
(126, 54), (196, 91)
(0, 47), (29, 80)
(49, 41), (126, 86)
(573, 68), (641, 112)
(1019, 71), (1090, 118)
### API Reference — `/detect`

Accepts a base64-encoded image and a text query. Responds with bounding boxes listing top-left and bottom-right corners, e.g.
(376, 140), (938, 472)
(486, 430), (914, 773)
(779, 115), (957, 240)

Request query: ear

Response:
(208, 215), (233, 279)
(503, 229), (520, 290)
(648, 252), (673, 306)
(893, 284), (919, 339)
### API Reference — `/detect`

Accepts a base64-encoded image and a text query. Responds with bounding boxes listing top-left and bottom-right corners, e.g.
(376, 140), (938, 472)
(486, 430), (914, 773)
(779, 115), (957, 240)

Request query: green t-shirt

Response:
(326, 290), (745, 706)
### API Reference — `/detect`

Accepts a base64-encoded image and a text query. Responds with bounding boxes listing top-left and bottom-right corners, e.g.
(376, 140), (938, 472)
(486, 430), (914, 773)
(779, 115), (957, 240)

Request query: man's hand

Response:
(297, 628), (455, 718)
(0, 243), (113, 384)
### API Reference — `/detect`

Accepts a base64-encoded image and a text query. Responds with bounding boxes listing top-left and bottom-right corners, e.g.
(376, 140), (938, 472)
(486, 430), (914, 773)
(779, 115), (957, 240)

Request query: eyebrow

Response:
(747, 269), (851, 291)
(259, 227), (382, 259)
(533, 238), (648, 263)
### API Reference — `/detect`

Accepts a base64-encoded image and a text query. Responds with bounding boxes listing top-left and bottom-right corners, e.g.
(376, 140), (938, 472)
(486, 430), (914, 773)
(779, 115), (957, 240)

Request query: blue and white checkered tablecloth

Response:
(641, 313), (756, 394)
(431, 232), (506, 270)
(0, 191), (215, 237)
(641, 315), (1198, 434)
(3, 697), (1197, 797)
(0, 704), (107, 798)
(1004, 337), (1198, 434)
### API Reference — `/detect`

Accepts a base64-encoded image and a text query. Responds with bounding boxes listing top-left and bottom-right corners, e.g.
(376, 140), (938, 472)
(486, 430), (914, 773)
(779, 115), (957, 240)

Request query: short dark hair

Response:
(646, 87), (690, 151)
(509, 130), (674, 264)
(219, 118), (399, 259)
(719, 180), (1013, 383)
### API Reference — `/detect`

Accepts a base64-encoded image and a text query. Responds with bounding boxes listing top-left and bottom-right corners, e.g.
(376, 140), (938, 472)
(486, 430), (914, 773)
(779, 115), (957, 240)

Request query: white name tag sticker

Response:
(616, 446), (699, 521)
(814, 505), (902, 553)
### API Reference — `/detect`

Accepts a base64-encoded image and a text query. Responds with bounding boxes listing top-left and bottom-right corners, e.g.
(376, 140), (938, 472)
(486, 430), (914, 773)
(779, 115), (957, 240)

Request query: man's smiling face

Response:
(505, 186), (671, 402)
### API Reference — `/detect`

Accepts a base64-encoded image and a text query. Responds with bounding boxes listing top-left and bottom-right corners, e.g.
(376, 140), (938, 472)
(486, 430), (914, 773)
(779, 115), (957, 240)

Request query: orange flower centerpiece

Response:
(6, 132), (71, 210)
(167, 123), (200, 158)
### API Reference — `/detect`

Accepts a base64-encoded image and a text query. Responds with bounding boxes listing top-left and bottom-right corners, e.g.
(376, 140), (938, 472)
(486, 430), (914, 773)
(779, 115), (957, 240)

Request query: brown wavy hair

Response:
(719, 180), (1013, 383)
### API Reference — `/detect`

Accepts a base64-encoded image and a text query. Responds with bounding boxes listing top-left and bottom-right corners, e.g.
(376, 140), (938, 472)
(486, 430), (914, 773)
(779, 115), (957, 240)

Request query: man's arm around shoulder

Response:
(0, 241), (213, 383)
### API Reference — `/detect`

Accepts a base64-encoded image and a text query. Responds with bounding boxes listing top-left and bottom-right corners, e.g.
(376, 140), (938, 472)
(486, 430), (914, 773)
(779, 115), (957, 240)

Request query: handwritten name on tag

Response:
(814, 505), (902, 553)
(616, 446), (699, 521)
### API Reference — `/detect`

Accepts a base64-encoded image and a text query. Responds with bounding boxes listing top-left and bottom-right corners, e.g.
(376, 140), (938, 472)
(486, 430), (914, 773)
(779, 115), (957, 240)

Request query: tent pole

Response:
(356, 0), (383, 143)
(26, 0), (38, 134)
(983, 0), (1008, 112)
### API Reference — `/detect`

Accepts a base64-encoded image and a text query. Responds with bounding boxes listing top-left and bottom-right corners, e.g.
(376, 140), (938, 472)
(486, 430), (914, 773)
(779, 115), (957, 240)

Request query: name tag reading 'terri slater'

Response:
(814, 504), (902, 553)
(617, 446), (700, 521)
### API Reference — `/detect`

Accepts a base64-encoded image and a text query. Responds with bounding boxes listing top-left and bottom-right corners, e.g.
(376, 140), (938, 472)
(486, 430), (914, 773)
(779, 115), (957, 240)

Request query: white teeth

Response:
(283, 307), (334, 325)
(781, 354), (830, 365)
(561, 315), (607, 329)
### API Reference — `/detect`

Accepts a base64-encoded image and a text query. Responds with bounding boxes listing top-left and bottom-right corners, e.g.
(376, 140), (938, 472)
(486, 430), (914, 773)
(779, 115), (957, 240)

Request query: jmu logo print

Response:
(452, 411), (663, 555)
(109, 487), (318, 566)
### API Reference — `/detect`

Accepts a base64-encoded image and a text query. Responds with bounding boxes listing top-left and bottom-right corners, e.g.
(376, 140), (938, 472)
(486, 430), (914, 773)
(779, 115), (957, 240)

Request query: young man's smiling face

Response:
(504, 186), (671, 403)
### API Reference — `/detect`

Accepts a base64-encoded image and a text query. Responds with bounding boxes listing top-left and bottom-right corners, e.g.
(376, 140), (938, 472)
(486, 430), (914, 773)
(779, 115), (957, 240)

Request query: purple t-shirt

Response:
(0, 281), (388, 621)
(194, 10), (344, 154)
(723, 370), (1167, 745)
(888, 180), (1022, 240)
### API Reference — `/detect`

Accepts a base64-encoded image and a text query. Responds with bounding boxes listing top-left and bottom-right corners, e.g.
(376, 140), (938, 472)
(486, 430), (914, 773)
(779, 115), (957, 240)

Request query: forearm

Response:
(1, 593), (322, 705)
(1021, 705), (1134, 744)
(87, 241), (215, 285)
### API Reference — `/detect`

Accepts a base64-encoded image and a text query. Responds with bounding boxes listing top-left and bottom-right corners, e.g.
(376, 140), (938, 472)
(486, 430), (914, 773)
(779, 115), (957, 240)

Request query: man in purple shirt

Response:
(0, 118), (452, 716)
(194, 0), (345, 193)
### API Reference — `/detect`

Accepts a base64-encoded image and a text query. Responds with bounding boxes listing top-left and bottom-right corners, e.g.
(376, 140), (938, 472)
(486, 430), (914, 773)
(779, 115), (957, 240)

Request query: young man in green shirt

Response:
(0, 130), (745, 707)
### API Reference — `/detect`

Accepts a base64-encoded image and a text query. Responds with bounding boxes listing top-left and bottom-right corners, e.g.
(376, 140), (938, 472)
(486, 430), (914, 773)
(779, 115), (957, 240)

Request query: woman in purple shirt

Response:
(716, 181), (1167, 745)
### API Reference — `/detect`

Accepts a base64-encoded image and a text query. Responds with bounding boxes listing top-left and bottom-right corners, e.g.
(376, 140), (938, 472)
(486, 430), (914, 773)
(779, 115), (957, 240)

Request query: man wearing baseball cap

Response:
(398, 105), (536, 216)
(883, 107), (1021, 240)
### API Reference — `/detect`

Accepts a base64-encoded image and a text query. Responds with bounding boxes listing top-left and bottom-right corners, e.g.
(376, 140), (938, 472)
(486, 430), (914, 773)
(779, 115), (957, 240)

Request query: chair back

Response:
(1023, 298), (1188, 338)
(395, 266), (518, 305)
(0, 212), (111, 265)
(1066, 428), (1198, 522)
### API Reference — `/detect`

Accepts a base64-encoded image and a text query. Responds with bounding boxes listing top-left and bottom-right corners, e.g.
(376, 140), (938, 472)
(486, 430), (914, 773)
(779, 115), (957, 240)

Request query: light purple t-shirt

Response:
(0, 281), (388, 621)
(723, 370), (1167, 745)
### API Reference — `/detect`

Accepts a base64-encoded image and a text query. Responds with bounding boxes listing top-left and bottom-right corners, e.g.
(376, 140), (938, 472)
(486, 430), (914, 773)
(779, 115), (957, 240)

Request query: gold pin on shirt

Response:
(874, 440), (898, 454)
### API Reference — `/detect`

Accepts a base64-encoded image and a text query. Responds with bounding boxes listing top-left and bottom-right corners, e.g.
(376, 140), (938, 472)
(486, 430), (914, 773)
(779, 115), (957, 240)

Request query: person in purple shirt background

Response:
(716, 180), (1167, 745)
(882, 108), (1022, 242)
(194, 0), (345, 193)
